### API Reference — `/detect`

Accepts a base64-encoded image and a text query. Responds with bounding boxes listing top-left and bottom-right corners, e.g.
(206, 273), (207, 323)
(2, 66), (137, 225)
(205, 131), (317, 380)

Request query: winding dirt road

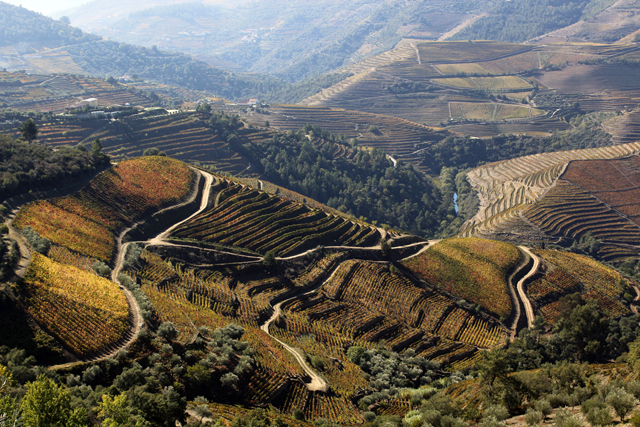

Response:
(517, 246), (539, 329)
(259, 267), (345, 393)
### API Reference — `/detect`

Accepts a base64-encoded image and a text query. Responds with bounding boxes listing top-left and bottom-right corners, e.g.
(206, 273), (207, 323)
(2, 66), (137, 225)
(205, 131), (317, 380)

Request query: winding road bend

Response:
(517, 246), (539, 329)
(506, 246), (541, 338)
(259, 268), (343, 392)
(89, 169), (216, 367)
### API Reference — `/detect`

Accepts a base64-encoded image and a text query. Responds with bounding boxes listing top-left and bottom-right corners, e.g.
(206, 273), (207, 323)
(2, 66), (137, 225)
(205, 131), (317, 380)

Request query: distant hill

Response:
(61, 0), (497, 82)
(450, 0), (619, 43)
(0, 1), (99, 48)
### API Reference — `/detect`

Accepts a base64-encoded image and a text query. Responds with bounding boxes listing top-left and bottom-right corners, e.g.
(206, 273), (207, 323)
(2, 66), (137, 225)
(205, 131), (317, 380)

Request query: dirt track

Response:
(517, 246), (539, 329)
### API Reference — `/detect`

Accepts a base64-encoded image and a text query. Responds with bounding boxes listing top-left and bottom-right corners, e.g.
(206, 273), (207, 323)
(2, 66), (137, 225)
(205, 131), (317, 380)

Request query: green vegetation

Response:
(419, 121), (612, 175)
(63, 40), (352, 103)
(0, 133), (111, 202)
(453, 0), (617, 43)
(238, 124), (453, 237)
(402, 238), (521, 319)
(0, 2), (99, 47)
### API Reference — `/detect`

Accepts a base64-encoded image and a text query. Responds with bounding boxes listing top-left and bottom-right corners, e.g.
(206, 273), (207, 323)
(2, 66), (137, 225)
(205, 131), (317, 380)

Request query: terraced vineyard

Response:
(0, 72), (155, 112)
(14, 157), (195, 260)
(129, 250), (372, 422)
(449, 102), (544, 121)
(527, 249), (630, 323)
(300, 41), (540, 131)
(131, 239), (507, 416)
(435, 76), (532, 92)
(172, 182), (381, 256)
(90, 113), (251, 175)
(22, 253), (130, 357)
(604, 109), (640, 145)
(281, 258), (507, 369)
(402, 238), (521, 319)
(460, 141), (640, 243)
(264, 105), (450, 173)
(523, 155), (640, 261)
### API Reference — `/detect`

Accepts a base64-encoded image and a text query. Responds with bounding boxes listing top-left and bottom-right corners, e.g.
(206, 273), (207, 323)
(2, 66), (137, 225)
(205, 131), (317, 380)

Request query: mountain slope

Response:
(0, 1), (99, 48)
(62, 0), (497, 82)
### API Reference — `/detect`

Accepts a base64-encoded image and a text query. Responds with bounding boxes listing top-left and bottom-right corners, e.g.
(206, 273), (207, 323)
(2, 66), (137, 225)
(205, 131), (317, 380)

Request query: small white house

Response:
(80, 98), (98, 107)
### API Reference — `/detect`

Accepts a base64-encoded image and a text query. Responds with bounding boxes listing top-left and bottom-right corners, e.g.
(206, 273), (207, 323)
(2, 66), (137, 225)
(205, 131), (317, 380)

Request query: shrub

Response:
(479, 416), (506, 427)
(535, 399), (553, 419)
(585, 408), (613, 427)
(21, 226), (50, 255)
(525, 409), (543, 426)
(363, 412), (376, 423)
(310, 355), (325, 371)
(554, 409), (584, 427)
(581, 397), (606, 415)
(293, 410), (305, 421)
(484, 405), (510, 421)
(220, 373), (239, 388)
(157, 322), (178, 342)
(92, 260), (112, 278)
(123, 243), (143, 269)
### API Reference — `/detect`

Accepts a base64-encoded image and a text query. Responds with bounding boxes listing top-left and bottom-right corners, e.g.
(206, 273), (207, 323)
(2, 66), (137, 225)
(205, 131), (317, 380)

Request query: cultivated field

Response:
(14, 157), (195, 260)
(402, 238), (521, 319)
(460, 141), (640, 245)
(523, 156), (640, 261)
(171, 182), (381, 256)
(22, 253), (130, 357)
(527, 249), (630, 323)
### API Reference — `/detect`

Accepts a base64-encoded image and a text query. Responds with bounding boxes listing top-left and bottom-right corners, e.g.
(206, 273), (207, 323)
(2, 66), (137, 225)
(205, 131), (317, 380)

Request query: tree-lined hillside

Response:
(0, 1), (99, 47)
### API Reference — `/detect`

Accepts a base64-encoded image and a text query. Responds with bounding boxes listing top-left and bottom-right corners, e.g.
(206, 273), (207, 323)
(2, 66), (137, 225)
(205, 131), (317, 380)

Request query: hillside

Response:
(62, 0), (495, 82)
(458, 143), (640, 262)
(301, 39), (640, 136)
(2, 151), (640, 426)
(0, 1), (99, 48)
(14, 156), (196, 261)
(450, 0), (620, 43)
(4, 1), (640, 425)
(524, 155), (640, 262)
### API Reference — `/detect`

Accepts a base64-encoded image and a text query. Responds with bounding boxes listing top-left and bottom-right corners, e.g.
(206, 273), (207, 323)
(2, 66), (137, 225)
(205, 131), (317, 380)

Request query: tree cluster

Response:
(0, 321), (255, 427)
(0, 3), (100, 47)
(236, 125), (452, 238)
(0, 133), (110, 202)
(453, 0), (603, 43)
(419, 121), (612, 175)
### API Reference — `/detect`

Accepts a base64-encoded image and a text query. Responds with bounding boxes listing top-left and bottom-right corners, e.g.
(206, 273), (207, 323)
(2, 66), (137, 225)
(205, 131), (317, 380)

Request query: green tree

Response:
(380, 239), (391, 257)
(91, 138), (103, 154)
(524, 409), (542, 426)
(606, 388), (637, 422)
(628, 336), (640, 373)
(196, 103), (211, 113)
(476, 348), (511, 403)
(19, 119), (38, 144)
(263, 251), (276, 269)
(194, 405), (212, 423)
(97, 393), (144, 427)
(21, 375), (86, 427)
(0, 365), (21, 427)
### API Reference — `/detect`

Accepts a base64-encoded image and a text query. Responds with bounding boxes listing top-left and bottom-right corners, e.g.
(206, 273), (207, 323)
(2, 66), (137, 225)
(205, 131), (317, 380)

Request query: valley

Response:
(0, 0), (640, 426)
